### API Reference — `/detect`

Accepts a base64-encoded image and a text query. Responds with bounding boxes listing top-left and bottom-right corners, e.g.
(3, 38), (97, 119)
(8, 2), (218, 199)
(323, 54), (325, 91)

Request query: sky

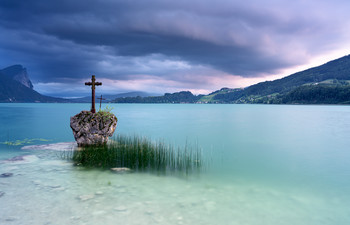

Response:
(1, 0), (350, 98)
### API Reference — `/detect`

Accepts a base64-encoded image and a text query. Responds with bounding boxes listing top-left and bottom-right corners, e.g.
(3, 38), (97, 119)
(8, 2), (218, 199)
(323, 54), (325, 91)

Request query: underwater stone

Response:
(0, 173), (13, 178)
(70, 216), (81, 221)
(0, 191), (4, 197)
(70, 110), (117, 146)
(114, 206), (127, 212)
(110, 167), (131, 173)
(78, 194), (95, 201)
(21, 142), (77, 151)
(6, 156), (25, 161)
(3, 155), (39, 164)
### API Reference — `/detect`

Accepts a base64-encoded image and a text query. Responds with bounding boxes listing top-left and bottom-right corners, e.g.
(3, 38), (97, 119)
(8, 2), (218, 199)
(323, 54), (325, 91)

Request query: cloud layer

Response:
(1, 0), (350, 96)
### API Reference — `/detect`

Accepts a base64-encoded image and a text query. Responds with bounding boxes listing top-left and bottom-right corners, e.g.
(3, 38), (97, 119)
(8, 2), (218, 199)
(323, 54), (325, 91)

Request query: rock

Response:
(110, 167), (131, 173)
(53, 187), (66, 191)
(5, 217), (17, 222)
(0, 191), (5, 197)
(21, 142), (77, 151)
(70, 110), (117, 146)
(0, 173), (13, 178)
(77, 194), (95, 201)
(3, 155), (39, 164)
(6, 155), (26, 161)
(32, 180), (42, 186)
(92, 210), (106, 215)
(48, 185), (61, 189)
(70, 216), (81, 221)
(114, 206), (127, 212)
(2, 65), (33, 89)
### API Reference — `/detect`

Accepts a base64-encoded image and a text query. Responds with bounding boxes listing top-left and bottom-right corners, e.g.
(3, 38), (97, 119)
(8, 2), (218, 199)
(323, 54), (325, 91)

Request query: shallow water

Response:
(1, 103), (350, 224)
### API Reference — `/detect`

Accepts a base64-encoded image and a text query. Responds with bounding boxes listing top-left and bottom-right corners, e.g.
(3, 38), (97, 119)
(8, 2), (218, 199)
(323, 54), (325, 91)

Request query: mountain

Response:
(0, 64), (159, 103)
(0, 65), (68, 102)
(1, 65), (34, 89)
(113, 91), (202, 103)
(212, 55), (350, 104)
(70, 91), (159, 103)
(3, 54), (350, 104)
(196, 88), (243, 103)
(112, 55), (350, 104)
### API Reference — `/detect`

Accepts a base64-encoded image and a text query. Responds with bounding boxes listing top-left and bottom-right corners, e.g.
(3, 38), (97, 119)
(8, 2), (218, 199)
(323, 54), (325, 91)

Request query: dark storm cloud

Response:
(33, 0), (294, 75)
(1, 0), (350, 95)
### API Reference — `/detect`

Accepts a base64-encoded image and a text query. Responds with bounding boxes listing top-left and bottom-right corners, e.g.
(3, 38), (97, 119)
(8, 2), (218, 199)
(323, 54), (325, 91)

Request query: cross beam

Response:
(85, 75), (102, 113)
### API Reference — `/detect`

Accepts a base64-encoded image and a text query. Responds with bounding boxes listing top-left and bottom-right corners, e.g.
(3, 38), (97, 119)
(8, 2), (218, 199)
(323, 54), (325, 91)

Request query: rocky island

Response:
(70, 75), (117, 146)
(70, 110), (117, 146)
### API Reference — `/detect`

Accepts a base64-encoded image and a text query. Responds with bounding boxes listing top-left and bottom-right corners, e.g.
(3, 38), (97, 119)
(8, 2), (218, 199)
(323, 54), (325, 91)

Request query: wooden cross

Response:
(85, 75), (102, 113)
(97, 95), (106, 111)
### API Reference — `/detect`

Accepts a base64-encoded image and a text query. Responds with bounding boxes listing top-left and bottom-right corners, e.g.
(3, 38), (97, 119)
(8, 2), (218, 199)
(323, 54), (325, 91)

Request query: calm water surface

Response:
(0, 103), (350, 224)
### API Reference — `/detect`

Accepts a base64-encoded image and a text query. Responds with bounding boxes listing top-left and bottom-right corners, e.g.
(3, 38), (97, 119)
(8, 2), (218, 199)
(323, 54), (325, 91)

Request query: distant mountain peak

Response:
(2, 64), (33, 89)
(0, 65), (67, 102)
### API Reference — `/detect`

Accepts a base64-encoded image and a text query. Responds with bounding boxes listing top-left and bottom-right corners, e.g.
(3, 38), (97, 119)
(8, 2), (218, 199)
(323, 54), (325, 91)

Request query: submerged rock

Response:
(78, 194), (95, 201)
(21, 142), (77, 151)
(70, 110), (117, 146)
(110, 167), (131, 173)
(2, 155), (39, 164)
(0, 173), (13, 178)
(0, 191), (4, 197)
(114, 206), (127, 212)
(4, 155), (26, 162)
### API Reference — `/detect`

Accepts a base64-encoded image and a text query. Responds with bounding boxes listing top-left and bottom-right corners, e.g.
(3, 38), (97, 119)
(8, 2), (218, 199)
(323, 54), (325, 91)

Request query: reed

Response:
(63, 135), (203, 175)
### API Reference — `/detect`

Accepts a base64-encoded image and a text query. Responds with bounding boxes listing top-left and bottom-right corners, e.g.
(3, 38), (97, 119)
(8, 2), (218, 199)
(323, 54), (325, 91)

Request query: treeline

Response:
(213, 90), (244, 102)
(112, 86), (350, 104)
(277, 85), (350, 104)
(212, 84), (350, 104)
(113, 91), (202, 103)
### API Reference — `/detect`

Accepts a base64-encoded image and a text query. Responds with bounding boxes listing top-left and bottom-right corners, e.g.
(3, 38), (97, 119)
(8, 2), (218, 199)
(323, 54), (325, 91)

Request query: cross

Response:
(85, 75), (102, 113)
(97, 95), (106, 111)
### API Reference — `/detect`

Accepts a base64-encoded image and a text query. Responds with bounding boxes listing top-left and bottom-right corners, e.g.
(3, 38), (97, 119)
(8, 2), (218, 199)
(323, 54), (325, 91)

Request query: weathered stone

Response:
(70, 110), (117, 146)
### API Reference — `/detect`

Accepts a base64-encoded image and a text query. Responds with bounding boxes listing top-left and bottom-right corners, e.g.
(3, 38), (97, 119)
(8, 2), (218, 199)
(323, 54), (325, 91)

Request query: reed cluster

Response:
(64, 135), (203, 175)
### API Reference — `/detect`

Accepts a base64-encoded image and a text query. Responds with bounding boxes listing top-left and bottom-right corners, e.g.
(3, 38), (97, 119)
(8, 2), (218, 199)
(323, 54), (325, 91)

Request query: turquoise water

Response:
(1, 103), (350, 224)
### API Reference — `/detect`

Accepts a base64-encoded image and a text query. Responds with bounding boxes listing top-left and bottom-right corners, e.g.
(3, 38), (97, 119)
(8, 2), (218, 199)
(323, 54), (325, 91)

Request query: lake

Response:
(1, 103), (350, 224)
